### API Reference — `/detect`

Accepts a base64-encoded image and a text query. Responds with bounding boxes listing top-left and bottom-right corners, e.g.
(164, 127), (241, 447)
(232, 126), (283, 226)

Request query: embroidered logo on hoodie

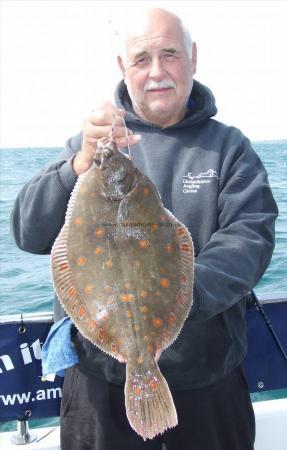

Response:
(182, 170), (219, 193)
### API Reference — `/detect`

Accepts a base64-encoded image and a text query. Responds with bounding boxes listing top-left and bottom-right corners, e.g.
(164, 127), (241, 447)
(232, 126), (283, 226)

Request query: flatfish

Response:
(51, 137), (194, 440)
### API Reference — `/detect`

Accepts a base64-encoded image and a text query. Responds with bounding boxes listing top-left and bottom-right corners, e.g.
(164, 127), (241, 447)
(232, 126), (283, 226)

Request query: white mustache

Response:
(144, 79), (176, 92)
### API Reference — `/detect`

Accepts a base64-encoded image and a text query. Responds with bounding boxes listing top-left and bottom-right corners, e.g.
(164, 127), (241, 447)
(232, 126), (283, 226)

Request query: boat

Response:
(0, 292), (286, 449)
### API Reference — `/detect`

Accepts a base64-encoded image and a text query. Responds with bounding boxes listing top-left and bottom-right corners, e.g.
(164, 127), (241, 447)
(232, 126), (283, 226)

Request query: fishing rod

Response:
(249, 290), (287, 363)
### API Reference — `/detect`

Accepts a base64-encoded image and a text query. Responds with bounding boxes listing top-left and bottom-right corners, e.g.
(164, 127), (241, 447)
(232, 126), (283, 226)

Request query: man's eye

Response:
(164, 53), (176, 60)
(135, 57), (148, 66)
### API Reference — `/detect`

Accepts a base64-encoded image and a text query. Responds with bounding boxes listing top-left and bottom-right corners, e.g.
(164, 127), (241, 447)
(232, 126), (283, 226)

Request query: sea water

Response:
(0, 141), (286, 431)
(1, 141), (286, 312)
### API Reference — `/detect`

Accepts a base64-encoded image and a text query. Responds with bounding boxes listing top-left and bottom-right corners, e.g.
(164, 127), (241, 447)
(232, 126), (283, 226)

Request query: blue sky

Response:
(1, 0), (287, 147)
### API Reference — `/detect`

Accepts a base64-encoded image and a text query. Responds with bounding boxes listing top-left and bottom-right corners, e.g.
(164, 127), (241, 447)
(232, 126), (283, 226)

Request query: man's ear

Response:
(117, 56), (126, 79)
(191, 42), (197, 75)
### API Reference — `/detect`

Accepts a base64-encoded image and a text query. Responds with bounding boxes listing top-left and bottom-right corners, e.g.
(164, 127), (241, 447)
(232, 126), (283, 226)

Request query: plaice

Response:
(51, 136), (194, 440)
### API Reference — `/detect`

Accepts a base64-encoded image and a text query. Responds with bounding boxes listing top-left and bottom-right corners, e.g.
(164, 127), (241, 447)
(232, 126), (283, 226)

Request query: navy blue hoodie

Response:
(11, 80), (278, 388)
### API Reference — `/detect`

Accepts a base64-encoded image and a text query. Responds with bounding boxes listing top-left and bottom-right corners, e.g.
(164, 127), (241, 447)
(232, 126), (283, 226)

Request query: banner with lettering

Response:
(0, 316), (63, 422)
(1, 300), (286, 423)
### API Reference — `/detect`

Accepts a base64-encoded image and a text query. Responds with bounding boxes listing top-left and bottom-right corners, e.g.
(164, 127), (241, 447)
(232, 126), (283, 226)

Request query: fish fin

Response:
(157, 209), (194, 351)
(51, 220), (116, 359)
(125, 359), (177, 440)
(51, 169), (126, 362)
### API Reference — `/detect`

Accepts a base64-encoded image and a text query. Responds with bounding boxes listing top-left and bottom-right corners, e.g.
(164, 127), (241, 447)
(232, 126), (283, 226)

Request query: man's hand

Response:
(73, 102), (141, 176)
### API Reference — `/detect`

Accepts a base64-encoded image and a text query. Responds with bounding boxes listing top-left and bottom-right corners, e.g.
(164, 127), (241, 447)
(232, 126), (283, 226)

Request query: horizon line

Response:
(1, 137), (287, 150)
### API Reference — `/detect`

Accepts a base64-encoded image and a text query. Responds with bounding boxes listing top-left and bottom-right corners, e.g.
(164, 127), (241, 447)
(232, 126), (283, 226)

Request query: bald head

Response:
(119, 8), (193, 61)
(116, 7), (197, 127)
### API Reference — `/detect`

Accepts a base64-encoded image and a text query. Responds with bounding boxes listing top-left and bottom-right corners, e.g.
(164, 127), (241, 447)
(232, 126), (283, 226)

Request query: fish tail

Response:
(124, 359), (178, 440)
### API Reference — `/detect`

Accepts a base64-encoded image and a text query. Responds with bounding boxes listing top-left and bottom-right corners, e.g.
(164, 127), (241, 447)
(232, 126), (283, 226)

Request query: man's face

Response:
(118, 12), (197, 127)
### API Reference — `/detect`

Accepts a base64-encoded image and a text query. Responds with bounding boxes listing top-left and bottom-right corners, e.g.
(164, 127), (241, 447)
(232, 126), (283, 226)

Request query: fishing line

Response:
(120, 112), (132, 160)
(108, 115), (116, 140)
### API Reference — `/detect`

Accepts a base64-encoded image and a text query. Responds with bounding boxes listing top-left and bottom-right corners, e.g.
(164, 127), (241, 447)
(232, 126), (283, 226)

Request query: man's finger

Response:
(85, 122), (133, 139)
(116, 134), (141, 148)
(89, 102), (126, 126)
(88, 111), (123, 127)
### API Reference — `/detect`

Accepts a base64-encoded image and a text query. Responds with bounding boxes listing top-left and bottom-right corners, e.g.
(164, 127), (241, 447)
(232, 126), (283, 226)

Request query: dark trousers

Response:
(60, 365), (255, 450)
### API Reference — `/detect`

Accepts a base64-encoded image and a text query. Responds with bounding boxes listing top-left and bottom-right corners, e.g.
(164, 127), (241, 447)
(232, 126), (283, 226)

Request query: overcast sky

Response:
(1, 0), (287, 147)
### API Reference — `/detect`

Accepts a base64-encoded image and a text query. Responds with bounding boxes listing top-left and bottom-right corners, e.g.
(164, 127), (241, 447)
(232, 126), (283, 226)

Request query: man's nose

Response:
(149, 57), (166, 80)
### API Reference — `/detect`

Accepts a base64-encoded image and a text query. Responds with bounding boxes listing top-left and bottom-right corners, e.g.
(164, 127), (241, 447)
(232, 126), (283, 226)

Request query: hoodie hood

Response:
(114, 79), (217, 130)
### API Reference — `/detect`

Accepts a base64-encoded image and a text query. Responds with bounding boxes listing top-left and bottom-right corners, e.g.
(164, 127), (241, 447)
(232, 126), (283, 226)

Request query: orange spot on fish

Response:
(134, 385), (142, 396)
(180, 243), (190, 252)
(147, 344), (154, 352)
(139, 239), (149, 249)
(143, 335), (149, 343)
(180, 273), (188, 283)
(94, 247), (105, 255)
(84, 283), (94, 294)
(153, 318), (163, 328)
(136, 355), (144, 365)
(151, 223), (158, 231)
(59, 263), (69, 272)
(104, 259), (113, 269)
(162, 329), (169, 339)
(126, 310), (133, 318)
(67, 287), (77, 298)
(77, 256), (87, 266)
(134, 324), (140, 332)
(140, 289), (149, 298)
(160, 278), (170, 289)
(120, 293), (135, 302)
(143, 187), (151, 197)
(124, 282), (131, 289)
(79, 306), (86, 317)
(149, 379), (158, 391)
(88, 320), (97, 330)
(168, 312), (177, 326)
(111, 343), (118, 353)
(117, 337), (124, 346)
(98, 328), (105, 342)
(90, 191), (97, 198)
(165, 243), (174, 254)
(95, 227), (105, 238)
(177, 227), (185, 237)
(74, 217), (83, 226)
(140, 305), (149, 313)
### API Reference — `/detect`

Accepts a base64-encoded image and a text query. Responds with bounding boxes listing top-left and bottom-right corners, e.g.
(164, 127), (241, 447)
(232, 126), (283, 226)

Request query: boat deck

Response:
(1, 398), (287, 450)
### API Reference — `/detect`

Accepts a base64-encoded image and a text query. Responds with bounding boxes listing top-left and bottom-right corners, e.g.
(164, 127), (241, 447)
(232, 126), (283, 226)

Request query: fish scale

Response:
(51, 137), (194, 440)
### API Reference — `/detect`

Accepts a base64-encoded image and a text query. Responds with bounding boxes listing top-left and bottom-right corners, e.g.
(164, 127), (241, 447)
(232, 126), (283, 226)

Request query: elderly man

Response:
(12, 7), (277, 450)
